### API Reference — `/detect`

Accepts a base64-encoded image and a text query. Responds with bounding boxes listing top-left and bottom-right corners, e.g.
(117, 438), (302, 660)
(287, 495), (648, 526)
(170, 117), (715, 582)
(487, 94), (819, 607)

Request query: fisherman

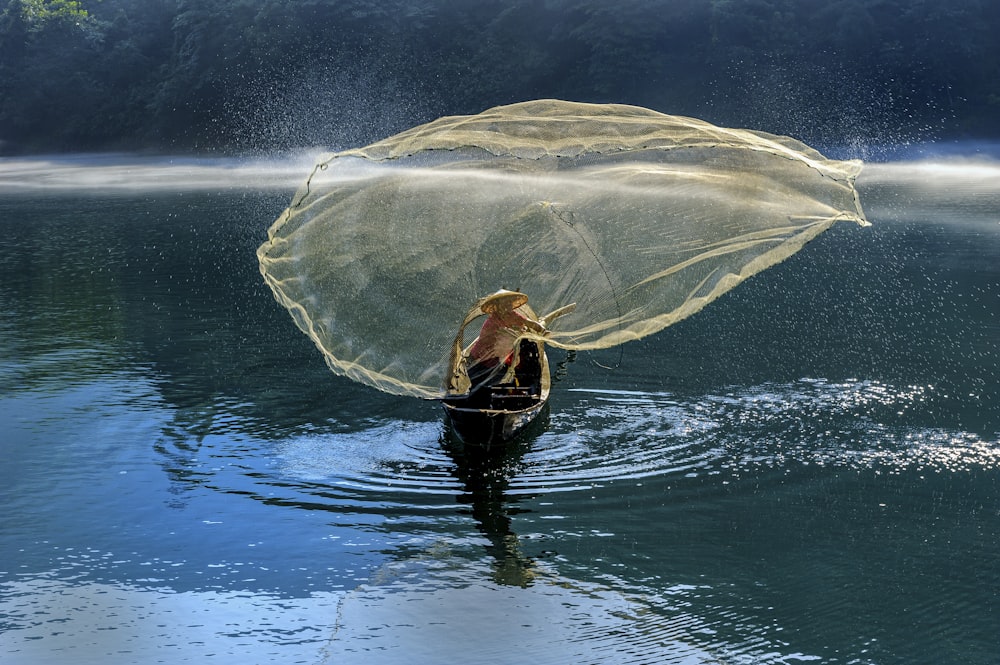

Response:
(468, 289), (546, 369)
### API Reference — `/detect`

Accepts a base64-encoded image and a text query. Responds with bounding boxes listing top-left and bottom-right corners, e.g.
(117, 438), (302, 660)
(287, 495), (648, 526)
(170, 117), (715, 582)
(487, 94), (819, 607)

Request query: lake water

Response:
(0, 153), (997, 664)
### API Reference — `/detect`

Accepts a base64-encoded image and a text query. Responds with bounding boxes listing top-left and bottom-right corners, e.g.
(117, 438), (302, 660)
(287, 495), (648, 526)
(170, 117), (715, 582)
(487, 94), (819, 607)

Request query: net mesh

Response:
(258, 100), (868, 398)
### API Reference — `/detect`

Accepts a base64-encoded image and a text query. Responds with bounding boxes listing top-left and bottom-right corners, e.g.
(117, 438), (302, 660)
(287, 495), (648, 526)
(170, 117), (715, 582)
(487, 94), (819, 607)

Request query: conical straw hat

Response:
(480, 289), (528, 313)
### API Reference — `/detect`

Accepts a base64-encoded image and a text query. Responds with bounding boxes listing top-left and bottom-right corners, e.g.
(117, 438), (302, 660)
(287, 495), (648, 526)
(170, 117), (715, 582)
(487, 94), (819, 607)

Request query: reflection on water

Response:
(1, 153), (998, 664)
(327, 558), (723, 665)
(2, 577), (344, 664)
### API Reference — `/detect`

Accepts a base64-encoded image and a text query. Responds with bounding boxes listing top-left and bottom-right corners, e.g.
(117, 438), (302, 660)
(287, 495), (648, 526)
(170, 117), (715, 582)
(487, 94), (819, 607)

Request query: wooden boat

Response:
(442, 337), (551, 445)
(441, 292), (574, 446)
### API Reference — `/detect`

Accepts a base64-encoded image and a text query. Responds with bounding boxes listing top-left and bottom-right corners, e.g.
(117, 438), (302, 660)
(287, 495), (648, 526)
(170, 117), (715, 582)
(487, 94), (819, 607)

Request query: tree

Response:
(17, 0), (90, 24)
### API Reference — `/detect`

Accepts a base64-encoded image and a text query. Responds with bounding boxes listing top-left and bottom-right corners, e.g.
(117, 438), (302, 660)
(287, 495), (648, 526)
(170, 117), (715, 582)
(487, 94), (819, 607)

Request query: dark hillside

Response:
(1, 0), (998, 154)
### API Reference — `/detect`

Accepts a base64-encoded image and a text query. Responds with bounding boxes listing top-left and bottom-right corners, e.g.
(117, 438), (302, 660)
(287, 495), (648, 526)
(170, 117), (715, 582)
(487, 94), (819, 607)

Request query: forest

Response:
(1, 0), (998, 155)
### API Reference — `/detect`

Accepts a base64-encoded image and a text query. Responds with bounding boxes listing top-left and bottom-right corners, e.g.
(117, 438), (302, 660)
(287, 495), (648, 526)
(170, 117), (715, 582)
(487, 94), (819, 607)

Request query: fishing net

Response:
(258, 99), (868, 398)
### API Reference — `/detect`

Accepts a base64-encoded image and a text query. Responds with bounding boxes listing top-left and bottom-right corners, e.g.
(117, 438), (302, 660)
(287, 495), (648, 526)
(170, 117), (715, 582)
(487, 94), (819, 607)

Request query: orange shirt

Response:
(468, 310), (533, 366)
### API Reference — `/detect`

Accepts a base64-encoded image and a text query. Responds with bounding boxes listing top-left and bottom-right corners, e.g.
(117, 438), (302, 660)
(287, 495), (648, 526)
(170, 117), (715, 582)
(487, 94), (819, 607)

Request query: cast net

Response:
(258, 99), (868, 398)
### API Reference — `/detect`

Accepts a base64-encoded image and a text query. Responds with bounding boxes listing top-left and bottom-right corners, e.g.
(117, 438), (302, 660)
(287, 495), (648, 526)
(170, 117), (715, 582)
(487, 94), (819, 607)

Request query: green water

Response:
(0, 156), (997, 664)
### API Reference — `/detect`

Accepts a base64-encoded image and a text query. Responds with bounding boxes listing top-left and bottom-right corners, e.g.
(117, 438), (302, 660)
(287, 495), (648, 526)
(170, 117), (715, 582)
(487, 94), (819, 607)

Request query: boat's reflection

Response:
(440, 408), (549, 587)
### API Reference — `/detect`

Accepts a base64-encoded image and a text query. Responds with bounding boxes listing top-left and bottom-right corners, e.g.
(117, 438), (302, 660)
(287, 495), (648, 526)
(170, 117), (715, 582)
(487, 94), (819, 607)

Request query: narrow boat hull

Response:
(444, 397), (549, 446)
(442, 341), (550, 446)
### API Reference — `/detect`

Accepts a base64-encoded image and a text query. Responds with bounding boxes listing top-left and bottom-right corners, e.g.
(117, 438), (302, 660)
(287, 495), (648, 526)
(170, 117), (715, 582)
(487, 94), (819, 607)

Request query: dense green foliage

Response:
(1, 0), (998, 154)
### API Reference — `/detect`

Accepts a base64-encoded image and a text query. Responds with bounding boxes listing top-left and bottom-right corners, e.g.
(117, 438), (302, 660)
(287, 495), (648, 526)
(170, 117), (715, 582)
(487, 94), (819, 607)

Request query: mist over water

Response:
(0, 153), (316, 192)
(3, 143), (999, 191)
(1, 144), (998, 664)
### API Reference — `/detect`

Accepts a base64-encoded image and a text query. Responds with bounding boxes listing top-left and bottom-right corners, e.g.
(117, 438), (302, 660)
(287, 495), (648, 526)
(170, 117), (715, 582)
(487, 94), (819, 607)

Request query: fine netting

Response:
(258, 99), (869, 399)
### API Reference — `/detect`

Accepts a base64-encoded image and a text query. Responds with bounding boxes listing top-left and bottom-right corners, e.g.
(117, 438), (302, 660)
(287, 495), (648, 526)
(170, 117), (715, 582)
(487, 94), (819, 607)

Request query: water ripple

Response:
(153, 378), (997, 514)
(509, 378), (997, 493)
